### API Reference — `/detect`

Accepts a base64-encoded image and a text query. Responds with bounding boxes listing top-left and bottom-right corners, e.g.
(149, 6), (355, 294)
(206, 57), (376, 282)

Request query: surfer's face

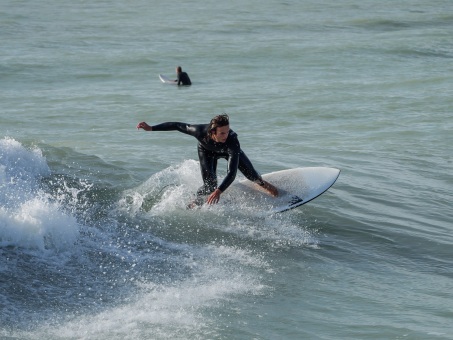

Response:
(212, 125), (229, 143)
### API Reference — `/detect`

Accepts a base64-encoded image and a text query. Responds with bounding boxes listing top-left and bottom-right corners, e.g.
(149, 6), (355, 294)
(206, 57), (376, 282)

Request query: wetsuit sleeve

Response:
(218, 152), (239, 192)
(217, 139), (241, 192)
(151, 122), (201, 138)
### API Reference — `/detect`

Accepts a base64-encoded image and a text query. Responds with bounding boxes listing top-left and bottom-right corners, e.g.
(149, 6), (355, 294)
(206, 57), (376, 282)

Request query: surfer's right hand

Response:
(137, 122), (152, 131)
(206, 188), (222, 205)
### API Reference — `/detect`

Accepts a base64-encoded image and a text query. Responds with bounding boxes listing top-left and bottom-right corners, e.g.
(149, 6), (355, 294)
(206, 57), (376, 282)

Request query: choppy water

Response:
(1, 0), (452, 339)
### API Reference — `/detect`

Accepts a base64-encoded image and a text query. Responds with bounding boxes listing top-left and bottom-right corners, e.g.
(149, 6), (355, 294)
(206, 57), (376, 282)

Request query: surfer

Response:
(174, 66), (191, 86)
(136, 114), (278, 206)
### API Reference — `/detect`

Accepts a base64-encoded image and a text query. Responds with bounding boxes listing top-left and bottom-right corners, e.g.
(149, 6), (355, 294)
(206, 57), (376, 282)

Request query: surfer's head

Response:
(208, 114), (230, 143)
(176, 66), (182, 73)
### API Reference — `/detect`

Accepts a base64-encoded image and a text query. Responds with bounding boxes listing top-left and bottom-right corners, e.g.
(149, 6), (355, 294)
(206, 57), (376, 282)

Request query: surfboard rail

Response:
(231, 167), (340, 214)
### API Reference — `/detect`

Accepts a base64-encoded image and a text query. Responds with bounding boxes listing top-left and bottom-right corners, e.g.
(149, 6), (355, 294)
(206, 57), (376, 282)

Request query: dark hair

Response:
(176, 66), (182, 73)
(208, 114), (229, 136)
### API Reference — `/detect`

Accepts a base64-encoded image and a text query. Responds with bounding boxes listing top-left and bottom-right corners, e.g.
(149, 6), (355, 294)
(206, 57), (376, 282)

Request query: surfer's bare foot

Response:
(258, 180), (278, 197)
(186, 201), (198, 209)
(186, 196), (205, 209)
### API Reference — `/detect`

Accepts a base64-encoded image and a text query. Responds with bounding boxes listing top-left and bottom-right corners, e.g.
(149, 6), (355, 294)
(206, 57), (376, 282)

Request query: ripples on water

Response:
(1, 0), (453, 338)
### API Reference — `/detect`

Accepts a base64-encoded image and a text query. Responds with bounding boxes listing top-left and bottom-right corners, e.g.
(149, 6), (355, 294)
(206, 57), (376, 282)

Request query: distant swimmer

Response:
(174, 66), (191, 86)
(136, 114), (278, 206)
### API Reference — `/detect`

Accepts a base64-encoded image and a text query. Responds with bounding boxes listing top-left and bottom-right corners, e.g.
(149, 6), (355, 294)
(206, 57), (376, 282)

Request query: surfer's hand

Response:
(260, 180), (279, 197)
(137, 122), (152, 131)
(207, 189), (222, 205)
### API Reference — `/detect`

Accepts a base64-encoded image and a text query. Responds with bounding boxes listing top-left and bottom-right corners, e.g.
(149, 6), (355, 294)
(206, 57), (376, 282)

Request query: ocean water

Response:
(1, 0), (452, 339)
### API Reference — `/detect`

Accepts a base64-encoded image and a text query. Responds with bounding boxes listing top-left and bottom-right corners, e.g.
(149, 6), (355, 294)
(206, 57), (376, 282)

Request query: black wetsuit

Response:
(177, 72), (191, 86)
(151, 122), (263, 198)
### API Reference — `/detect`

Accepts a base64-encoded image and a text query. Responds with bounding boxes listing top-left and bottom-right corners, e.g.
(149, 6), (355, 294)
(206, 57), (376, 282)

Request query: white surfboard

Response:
(159, 74), (176, 84)
(224, 167), (340, 214)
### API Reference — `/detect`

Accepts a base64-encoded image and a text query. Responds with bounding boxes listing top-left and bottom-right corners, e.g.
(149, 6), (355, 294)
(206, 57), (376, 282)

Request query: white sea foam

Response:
(31, 244), (269, 339)
(118, 159), (201, 215)
(0, 137), (79, 251)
